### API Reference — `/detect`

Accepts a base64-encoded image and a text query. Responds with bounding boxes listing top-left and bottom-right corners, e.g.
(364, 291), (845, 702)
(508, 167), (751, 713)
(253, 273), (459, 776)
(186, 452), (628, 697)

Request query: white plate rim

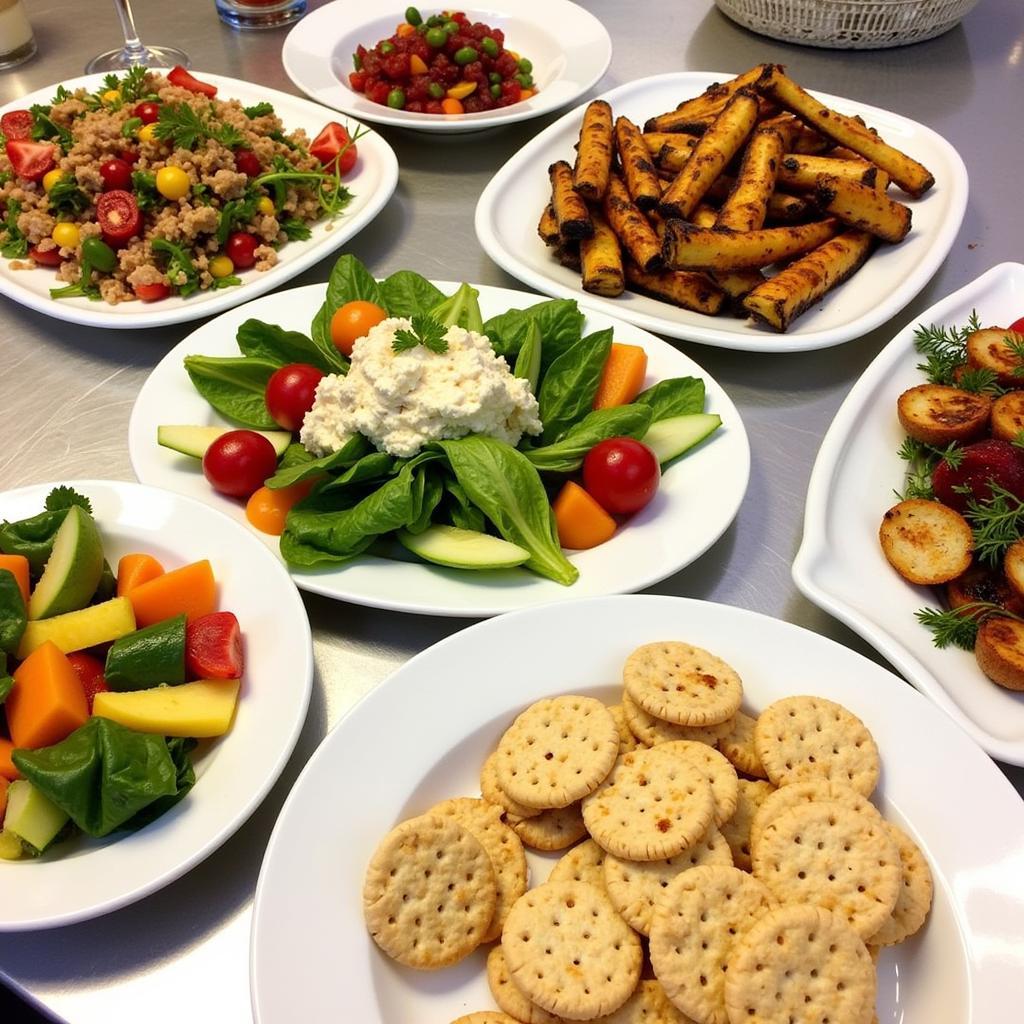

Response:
(0, 71), (399, 329)
(474, 70), (970, 353)
(0, 479), (313, 930)
(248, 593), (1024, 1022)
(793, 262), (1024, 766)
(281, 0), (612, 133)
(127, 279), (751, 617)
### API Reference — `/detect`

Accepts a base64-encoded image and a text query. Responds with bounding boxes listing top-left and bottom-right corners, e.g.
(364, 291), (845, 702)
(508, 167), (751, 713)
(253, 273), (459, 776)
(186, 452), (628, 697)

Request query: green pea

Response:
(443, 19), (459, 33)
(426, 14), (445, 26)
(428, 82), (445, 99)
(481, 36), (499, 58)
(379, 41), (395, 55)
(352, 52), (362, 70)
(387, 87), (406, 109)
(490, 83), (501, 99)
(454, 46), (478, 65)
(404, 6), (422, 25)
(488, 71), (501, 84)
(515, 72), (533, 88)
(425, 26), (447, 47)
(517, 57), (533, 74)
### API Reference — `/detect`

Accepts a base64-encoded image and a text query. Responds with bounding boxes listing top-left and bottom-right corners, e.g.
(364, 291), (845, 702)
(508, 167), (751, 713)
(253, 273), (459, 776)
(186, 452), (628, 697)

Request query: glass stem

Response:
(113, 0), (150, 65)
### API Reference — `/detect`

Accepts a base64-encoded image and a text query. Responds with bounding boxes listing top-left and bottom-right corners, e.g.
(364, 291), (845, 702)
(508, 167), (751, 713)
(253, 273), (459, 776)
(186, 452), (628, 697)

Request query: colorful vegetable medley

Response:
(0, 487), (243, 860)
(349, 8), (538, 115)
(161, 254), (723, 583)
(0, 66), (362, 304)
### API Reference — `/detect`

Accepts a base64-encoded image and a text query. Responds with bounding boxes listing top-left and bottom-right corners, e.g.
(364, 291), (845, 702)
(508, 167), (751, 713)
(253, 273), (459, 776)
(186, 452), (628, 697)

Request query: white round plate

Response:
(0, 480), (312, 930)
(0, 72), (398, 329)
(794, 262), (1024, 765)
(475, 71), (969, 352)
(250, 594), (1024, 1022)
(128, 280), (749, 617)
(281, 0), (611, 134)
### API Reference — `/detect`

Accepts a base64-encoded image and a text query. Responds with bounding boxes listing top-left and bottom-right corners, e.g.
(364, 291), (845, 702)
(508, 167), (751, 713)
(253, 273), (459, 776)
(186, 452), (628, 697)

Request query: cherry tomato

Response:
(66, 652), (109, 713)
(932, 438), (1024, 511)
(202, 430), (278, 498)
(5, 139), (56, 182)
(582, 437), (661, 516)
(119, 147), (140, 165)
(0, 110), (33, 141)
(1010, 316), (1024, 334)
(185, 611), (244, 679)
(234, 148), (262, 177)
(246, 480), (316, 535)
(28, 244), (65, 267)
(265, 363), (324, 432)
(134, 281), (171, 302)
(96, 189), (141, 245)
(167, 65), (218, 97)
(309, 122), (358, 176)
(133, 100), (160, 124)
(99, 157), (132, 191)
(225, 231), (258, 269)
(330, 300), (388, 356)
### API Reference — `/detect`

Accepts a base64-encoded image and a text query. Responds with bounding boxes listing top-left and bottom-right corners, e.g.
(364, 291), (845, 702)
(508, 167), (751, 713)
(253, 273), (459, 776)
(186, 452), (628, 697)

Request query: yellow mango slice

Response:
(17, 597), (136, 660)
(92, 678), (241, 738)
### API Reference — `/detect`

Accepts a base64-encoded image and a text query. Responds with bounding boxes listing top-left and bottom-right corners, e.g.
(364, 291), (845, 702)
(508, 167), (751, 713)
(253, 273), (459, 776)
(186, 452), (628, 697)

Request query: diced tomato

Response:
(309, 122), (358, 176)
(28, 245), (65, 266)
(96, 189), (141, 245)
(167, 65), (218, 98)
(1, 110), (34, 141)
(5, 139), (56, 182)
(1010, 316), (1024, 334)
(349, 70), (368, 92)
(367, 81), (391, 106)
(185, 611), (244, 680)
(66, 652), (109, 713)
(233, 148), (261, 177)
(134, 281), (171, 302)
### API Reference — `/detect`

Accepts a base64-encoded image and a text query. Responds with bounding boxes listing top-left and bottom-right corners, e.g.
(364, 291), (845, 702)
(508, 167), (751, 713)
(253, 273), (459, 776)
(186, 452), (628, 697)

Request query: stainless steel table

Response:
(1, 1), (1022, 1019)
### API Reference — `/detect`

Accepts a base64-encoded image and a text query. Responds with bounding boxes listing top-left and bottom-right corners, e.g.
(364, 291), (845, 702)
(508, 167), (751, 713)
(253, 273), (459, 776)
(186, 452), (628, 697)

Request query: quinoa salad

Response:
(0, 66), (362, 304)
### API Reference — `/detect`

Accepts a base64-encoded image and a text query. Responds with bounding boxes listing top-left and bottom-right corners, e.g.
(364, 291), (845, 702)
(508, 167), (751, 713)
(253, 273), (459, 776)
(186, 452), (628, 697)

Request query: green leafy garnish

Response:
(29, 104), (74, 152)
(50, 85), (73, 105)
(131, 170), (161, 212)
(154, 103), (244, 150)
(211, 274), (242, 290)
(914, 311), (985, 387)
(216, 191), (259, 244)
(121, 116), (143, 138)
(915, 603), (1024, 650)
(963, 482), (1024, 566)
(116, 66), (151, 103)
(393, 315), (448, 354)
(44, 486), (92, 513)
(47, 179), (90, 216)
(243, 102), (274, 118)
(895, 437), (962, 501)
(152, 238), (200, 297)
(280, 218), (312, 241)
(0, 198), (28, 259)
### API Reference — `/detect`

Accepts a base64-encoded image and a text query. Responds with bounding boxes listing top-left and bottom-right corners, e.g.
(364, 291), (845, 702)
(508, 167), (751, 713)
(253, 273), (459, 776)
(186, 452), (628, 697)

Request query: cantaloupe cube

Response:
(92, 678), (240, 738)
(16, 597), (136, 660)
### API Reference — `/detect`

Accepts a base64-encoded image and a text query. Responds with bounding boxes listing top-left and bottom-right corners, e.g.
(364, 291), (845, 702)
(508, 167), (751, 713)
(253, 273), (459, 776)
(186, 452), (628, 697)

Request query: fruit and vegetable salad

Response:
(0, 66), (363, 304)
(879, 311), (1024, 692)
(348, 8), (537, 115)
(159, 254), (723, 584)
(0, 487), (244, 860)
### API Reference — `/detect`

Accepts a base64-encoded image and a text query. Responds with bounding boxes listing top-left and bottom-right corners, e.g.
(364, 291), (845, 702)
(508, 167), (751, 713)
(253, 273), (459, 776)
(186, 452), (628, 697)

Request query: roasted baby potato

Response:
(896, 384), (992, 446)
(975, 616), (1024, 691)
(879, 499), (973, 585)
(813, 175), (912, 243)
(990, 391), (1024, 442)
(550, 160), (593, 239)
(662, 218), (839, 272)
(573, 100), (614, 201)
(965, 327), (1024, 387)
(580, 207), (625, 297)
(615, 115), (662, 212)
(624, 262), (725, 315)
(947, 562), (1024, 617)
(1003, 540), (1024, 601)
(604, 173), (664, 272)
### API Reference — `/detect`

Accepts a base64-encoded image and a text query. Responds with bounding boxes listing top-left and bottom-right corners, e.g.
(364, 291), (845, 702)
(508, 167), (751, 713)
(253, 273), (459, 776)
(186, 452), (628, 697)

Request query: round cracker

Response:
(497, 696), (620, 810)
(363, 814), (496, 970)
(508, 802), (588, 852)
(719, 778), (775, 872)
(724, 904), (876, 1024)
(624, 642), (743, 726)
(655, 741), (739, 826)
(751, 801), (901, 940)
(869, 821), (933, 947)
(600, 979), (694, 1023)
(503, 881), (642, 1020)
(753, 696), (880, 796)
(452, 1015), (521, 1024)
(548, 838), (608, 888)
(487, 946), (568, 1024)
(582, 747), (715, 861)
(622, 693), (733, 748)
(715, 711), (766, 779)
(608, 702), (640, 754)
(482, 750), (541, 818)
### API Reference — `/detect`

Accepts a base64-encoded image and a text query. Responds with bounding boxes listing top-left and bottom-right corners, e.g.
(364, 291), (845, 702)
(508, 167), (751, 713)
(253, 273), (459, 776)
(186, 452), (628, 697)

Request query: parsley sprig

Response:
(44, 485), (92, 513)
(0, 199), (27, 259)
(393, 315), (448, 355)
(154, 103), (244, 150)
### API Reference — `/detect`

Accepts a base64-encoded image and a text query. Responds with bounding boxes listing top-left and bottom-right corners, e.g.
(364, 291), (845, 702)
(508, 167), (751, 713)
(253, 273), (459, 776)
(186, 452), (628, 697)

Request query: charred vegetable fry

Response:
(662, 218), (840, 272)
(777, 154), (881, 191)
(615, 116), (662, 212)
(716, 126), (785, 232)
(647, 135), (698, 174)
(813, 175), (911, 243)
(766, 191), (817, 224)
(572, 100), (614, 201)
(624, 262), (725, 315)
(580, 208), (625, 297)
(538, 203), (560, 246)
(643, 65), (766, 133)
(691, 206), (765, 299)
(603, 173), (663, 272)
(549, 160), (593, 240)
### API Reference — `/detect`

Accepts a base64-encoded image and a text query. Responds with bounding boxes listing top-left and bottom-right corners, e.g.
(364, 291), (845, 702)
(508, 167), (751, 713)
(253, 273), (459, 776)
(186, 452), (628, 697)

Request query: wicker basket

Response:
(714, 0), (980, 49)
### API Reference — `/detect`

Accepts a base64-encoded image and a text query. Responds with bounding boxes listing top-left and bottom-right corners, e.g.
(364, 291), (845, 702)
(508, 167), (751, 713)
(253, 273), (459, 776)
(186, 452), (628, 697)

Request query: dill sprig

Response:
(963, 482), (1024, 566)
(913, 310), (983, 387)
(895, 438), (962, 501)
(916, 602), (1024, 650)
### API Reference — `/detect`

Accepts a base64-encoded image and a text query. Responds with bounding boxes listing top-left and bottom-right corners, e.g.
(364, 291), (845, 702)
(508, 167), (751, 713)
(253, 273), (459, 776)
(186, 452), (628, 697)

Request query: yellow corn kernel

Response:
(101, 89), (121, 104)
(446, 80), (477, 100)
(52, 222), (80, 249)
(409, 54), (429, 75)
(257, 196), (275, 216)
(42, 169), (66, 192)
(208, 255), (235, 279)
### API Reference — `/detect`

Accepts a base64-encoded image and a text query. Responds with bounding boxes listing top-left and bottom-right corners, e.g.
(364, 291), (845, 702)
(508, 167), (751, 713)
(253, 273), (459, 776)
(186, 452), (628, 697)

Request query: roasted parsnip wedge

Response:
(879, 499), (973, 586)
(691, 205), (765, 299)
(604, 173), (664, 272)
(624, 262), (725, 314)
(965, 328), (1024, 387)
(549, 160), (593, 239)
(765, 191), (817, 224)
(975, 617), (1024, 691)
(580, 207), (625, 297)
(643, 66), (766, 133)
(716, 126), (785, 232)
(615, 115), (662, 212)
(538, 203), (560, 246)
(813, 175), (912, 243)
(777, 154), (880, 191)
(896, 384), (992, 446)
(573, 100), (614, 201)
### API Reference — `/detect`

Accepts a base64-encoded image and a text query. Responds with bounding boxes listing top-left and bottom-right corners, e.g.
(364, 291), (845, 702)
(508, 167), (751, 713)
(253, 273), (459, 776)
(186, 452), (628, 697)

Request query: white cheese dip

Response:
(300, 317), (542, 459)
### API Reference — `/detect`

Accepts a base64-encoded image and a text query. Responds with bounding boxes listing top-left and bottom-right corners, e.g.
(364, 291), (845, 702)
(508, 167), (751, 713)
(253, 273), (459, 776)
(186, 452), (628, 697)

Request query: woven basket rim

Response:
(718, 0), (973, 8)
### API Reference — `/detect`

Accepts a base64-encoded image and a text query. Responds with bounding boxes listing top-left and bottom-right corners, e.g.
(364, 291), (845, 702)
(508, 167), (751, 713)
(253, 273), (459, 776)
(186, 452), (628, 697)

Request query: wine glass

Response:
(85, 0), (190, 73)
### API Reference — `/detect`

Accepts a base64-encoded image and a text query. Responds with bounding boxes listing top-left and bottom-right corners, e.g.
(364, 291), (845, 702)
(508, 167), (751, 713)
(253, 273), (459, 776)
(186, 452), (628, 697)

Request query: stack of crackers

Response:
(362, 641), (933, 1024)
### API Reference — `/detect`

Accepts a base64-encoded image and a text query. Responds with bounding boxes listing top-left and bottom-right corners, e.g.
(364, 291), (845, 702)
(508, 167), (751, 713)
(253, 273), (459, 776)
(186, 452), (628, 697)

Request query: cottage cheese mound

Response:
(300, 317), (543, 458)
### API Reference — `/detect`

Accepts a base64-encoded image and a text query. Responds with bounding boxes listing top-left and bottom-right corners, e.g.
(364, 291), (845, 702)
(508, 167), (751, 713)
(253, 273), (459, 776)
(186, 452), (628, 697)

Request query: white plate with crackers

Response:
(475, 70), (968, 353)
(249, 594), (1024, 1022)
(794, 263), (1024, 766)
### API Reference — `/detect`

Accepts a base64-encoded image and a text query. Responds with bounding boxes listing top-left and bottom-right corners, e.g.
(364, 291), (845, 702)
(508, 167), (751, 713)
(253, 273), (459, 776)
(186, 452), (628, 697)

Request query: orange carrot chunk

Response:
(0, 555), (30, 606)
(127, 559), (216, 627)
(0, 776), (8, 819)
(593, 343), (649, 409)
(553, 481), (618, 550)
(7, 641), (90, 750)
(116, 553), (166, 597)
(0, 741), (21, 782)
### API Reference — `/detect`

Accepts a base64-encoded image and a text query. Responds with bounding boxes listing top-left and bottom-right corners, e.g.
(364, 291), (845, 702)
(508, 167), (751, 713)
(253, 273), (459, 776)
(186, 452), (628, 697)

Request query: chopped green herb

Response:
(121, 116), (143, 138)
(915, 602), (1024, 650)
(0, 199), (28, 259)
(154, 103), (244, 151)
(210, 274), (242, 290)
(895, 437), (961, 501)
(393, 315), (448, 355)
(280, 218), (312, 241)
(963, 482), (1024, 567)
(914, 310), (986, 388)
(47, 179), (90, 216)
(29, 104), (74, 152)
(50, 85), (73, 105)
(44, 486), (92, 513)
(131, 170), (161, 212)
(216, 191), (259, 244)
(243, 102), (274, 118)
(116, 66), (152, 103)
(267, 129), (297, 150)
(152, 238), (200, 297)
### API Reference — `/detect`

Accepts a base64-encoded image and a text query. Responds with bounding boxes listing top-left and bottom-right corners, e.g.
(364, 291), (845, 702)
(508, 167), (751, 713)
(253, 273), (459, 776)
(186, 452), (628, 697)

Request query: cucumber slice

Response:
(643, 413), (721, 465)
(397, 525), (530, 570)
(104, 613), (186, 691)
(4, 780), (69, 853)
(158, 425), (292, 459)
(28, 505), (105, 621)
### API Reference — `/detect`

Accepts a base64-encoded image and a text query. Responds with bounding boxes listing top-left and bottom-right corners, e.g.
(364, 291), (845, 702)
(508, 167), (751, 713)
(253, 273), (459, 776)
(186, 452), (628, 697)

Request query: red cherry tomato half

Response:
(225, 231), (259, 269)
(0, 110), (34, 141)
(96, 189), (141, 245)
(1010, 316), (1024, 334)
(119, 147), (140, 166)
(202, 430), (278, 498)
(28, 244), (66, 267)
(134, 281), (171, 302)
(167, 65), (218, 98)
(66, 652), (109, 713)
(309, 122), (357, 176)
(99, 157), (133, 191)
(582, 437), (661, 516)
(265, 363), (324, 432)
(185, 611), (244, 679)
(234, 148), (261, 177)
(5, 139), (56, 182)
(133, 100), (160, 124)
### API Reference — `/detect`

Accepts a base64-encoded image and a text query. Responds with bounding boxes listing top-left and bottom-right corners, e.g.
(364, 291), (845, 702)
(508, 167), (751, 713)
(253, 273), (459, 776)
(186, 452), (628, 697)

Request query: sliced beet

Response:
(185, 611), (243, 680)
(932, 439), (1024, 511)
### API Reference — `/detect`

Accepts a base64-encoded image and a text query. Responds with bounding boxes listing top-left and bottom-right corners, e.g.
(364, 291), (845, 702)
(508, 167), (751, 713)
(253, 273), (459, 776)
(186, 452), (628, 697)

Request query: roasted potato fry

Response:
(624, 262), (725, 315)
(814, 175), (911, 243)
(755, 64), (935, 197)
(691, 205), (765, 298)
(777, 154), (880, 191)
(659, 90), (761, 220)
(580, 207), (625, 297)
(538, 203), (560, 246)
(965, 328), (1024, 387)
(573, 100), (614, 201)
(741, 228), (874, 331)
(604, 173), (664, 272)
(549, 160), (593, 239)
(716, 126), (785, 232)
(879, 499), (973, 586)
(662, 217), (839, 272)
(643, 65), (768, 133)
(615, 115), (662, 212)
(990, 391), (1024, 442)
(896, 384), (992, 446)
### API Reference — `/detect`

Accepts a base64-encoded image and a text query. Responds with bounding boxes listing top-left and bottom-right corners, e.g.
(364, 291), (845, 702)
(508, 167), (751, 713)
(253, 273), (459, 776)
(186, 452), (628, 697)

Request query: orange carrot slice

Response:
(553, 481), (617, 550)
(7, 641), (90, 750)
(0, 555), (30, 606)
(116, 553), (166, 597)
(593, 343), (649, 409)
(0, 742), (19, 782)
(127, 559), (216, 627)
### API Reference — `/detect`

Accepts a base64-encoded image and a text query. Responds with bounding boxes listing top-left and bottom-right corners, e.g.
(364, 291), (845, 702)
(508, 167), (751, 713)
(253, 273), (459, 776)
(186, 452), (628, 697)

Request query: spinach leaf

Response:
(538, 328), (613, 444)
(483, 298), (584, 368)
(265, 434), (372, 489)
(379, 270), (445, 318)
(513, 320), (542, 393)
(406, 469), (444, 534)
(431, 283), (484, 332)
(12, 718), (185, 837)
(525, 406), (654, 474)
(0, 508), (69, 576)
(634, 377), (706, 421)
(92, 559), (116, 605)
(0, 657), (12, 706)
(311, 254), (383, 350)
(435, 436), (578, 586)
(236, 318), (348, 375)
(444, 478), (485, 533)
(122, 737), (197, 830)
(279, 530), (374, 569)
(278, 443), (315, 470)
(318, 451), (396, 493)
(183, 355), (278, 429)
